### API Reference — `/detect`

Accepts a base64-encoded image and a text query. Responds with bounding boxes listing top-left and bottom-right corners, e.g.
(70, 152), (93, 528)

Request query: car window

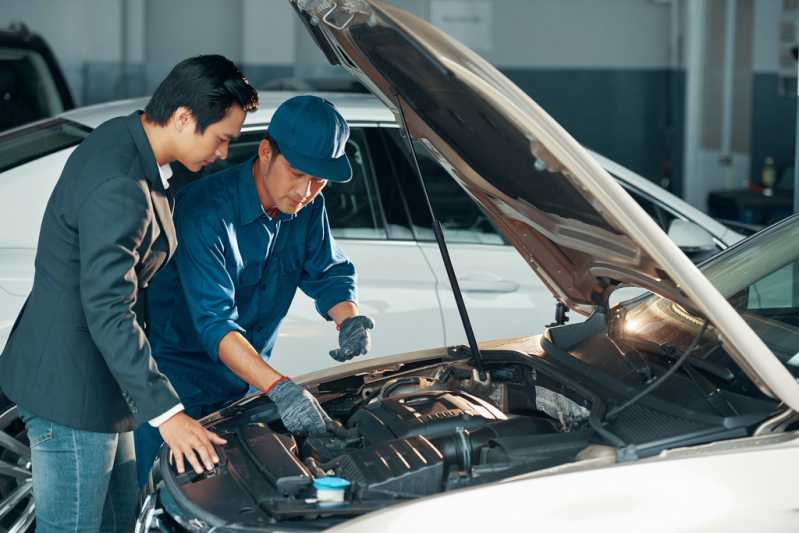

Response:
(171, 126), (387, 240)
(382, 128), (504, 245)
(745, 262), (797, 311)
(622, 182), (722, 262)
(0, 118), (90, 172)
(621, 184), (677, 232)
(0, 48), (65, 131)
(325, 128), (386, 239)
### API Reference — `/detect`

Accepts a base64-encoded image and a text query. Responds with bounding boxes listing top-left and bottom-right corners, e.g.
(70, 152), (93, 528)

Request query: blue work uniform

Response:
(133, 157), (357, 485)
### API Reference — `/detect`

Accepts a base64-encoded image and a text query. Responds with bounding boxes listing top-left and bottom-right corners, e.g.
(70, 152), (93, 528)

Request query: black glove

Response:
(329, 315), (375, 362)
(266, 378), (331, 436)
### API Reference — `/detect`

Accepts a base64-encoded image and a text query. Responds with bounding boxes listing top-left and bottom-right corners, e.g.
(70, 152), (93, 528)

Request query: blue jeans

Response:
(19, 407), (137, 533)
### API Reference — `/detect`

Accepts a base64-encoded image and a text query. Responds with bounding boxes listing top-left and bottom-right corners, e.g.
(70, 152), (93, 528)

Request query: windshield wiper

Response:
(653, 343), (735, 383)
(650, 343), (739, 417)
(606, 320), (710, 421)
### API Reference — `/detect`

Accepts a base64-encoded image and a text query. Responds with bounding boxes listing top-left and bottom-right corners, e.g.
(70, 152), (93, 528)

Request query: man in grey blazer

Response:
(0, 55), (258, 532)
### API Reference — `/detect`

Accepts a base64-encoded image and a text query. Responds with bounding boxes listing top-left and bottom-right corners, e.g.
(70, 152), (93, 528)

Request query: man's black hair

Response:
(145, 55), (258, 133)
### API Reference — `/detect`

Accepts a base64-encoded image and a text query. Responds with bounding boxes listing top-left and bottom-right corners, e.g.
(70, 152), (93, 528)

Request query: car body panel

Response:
(271, 239), (444, 376)
(328, 433), (799, 533)
(417, 242), (558, 346)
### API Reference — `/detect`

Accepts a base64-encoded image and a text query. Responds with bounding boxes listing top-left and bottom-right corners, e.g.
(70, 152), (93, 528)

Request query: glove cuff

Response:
(264, 375), (290, 395)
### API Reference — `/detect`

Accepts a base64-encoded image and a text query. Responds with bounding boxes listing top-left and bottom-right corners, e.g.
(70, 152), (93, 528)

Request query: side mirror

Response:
(668, 219), (716, 253)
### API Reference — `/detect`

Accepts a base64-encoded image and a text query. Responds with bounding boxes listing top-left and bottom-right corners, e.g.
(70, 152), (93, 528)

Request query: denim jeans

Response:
(18, 407), (138, 533)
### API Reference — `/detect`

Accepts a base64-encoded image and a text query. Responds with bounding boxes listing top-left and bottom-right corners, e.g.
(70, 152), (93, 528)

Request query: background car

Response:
(0, 23), (74, 133)
(0, 92), (742, 376)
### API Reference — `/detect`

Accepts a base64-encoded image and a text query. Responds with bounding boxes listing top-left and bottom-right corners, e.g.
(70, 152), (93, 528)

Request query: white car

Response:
(124, 1), (798, 532)
(0, 100), (739, 379)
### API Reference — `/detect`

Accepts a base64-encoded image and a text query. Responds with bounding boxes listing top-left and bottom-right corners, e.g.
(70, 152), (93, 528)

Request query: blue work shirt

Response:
(147, 157), (357, 405)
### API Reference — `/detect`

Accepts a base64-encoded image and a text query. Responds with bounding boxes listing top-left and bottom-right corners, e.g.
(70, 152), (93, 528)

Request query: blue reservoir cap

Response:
(313, 476), (351, 490)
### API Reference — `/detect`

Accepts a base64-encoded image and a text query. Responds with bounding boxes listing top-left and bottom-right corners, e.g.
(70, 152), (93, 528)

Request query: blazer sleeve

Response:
(77, 176), (180, 425)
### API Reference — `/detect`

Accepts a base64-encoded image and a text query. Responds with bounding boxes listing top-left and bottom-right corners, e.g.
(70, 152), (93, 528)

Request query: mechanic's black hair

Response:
(144, 55), (258, 133)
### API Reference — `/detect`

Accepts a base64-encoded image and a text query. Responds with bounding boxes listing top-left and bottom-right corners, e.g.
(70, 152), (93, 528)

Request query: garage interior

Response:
(2, 0), (797, 226)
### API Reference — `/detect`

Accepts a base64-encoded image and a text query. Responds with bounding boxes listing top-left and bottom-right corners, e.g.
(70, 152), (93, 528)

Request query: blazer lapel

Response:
(150, 188), (177, 261)
(126, 111), (178, 263)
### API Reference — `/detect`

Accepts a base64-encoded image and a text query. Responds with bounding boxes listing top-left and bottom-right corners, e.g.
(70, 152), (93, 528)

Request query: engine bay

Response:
(302, 367), (589, 501)
(159, 356), (604, 528)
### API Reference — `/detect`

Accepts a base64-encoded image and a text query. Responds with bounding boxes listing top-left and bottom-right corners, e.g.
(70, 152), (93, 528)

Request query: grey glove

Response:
(329, 315), (375, 362)
(266, 378), (331, 436)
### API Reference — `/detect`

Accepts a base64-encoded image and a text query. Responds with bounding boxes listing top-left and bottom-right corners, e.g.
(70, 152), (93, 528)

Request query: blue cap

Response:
(267, 95), (352, 183)
(313, 476), (351, 490)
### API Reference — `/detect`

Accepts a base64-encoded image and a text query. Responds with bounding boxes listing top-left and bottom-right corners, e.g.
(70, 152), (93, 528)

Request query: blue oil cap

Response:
(313, 477), (351, 490)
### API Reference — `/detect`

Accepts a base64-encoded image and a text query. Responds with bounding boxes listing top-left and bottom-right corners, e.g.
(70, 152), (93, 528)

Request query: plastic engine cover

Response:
(350, 390), (507, 444)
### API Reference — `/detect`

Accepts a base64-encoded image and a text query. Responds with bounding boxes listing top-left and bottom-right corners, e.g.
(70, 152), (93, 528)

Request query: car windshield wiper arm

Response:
(606, 320), (709, 421)
(655, 342), (735, 383)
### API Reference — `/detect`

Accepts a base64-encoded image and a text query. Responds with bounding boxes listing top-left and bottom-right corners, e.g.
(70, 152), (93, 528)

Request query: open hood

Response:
(290, 0), (799, 410)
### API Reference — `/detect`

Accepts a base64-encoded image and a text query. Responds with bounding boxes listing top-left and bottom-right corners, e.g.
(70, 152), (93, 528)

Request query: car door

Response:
(0, 119), (89, 348)
(178, 124), (443, 377)
(379, 128), (558, 346)
(274, 125), (443, 376)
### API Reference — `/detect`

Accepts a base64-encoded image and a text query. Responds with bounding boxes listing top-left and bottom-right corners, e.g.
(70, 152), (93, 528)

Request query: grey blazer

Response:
(0, 112), (181, 432)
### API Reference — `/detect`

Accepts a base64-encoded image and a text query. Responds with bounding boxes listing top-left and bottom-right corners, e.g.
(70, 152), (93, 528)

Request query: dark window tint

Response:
(324, 127), (386, 239)
(0, 118), (90, 172)
(171, 127), (387, 239)
(382, 128), (504, 245)
(0, 49), (64, 131)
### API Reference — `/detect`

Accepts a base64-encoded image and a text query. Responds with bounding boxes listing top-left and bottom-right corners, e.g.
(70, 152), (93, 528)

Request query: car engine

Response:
(158, 360), (597, 527)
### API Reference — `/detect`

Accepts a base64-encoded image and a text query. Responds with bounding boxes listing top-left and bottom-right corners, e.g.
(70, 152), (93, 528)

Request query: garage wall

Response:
(1, 0), (125, 105)
(0, 0), (296, 103)
(291, 0), (682, 193)
(751, 0), (795, 186)
(488, 0), (680, 194)
(2, 0), (681, 194)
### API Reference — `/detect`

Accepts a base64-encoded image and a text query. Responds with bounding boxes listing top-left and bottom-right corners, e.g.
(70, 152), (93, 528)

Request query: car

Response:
(132, 1), (799, 532)
(0, 103), (741, 376)
(0, 23), (74, 132)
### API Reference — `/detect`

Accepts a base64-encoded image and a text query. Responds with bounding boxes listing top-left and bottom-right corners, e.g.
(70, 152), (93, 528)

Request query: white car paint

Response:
(330, 432), (799, 533)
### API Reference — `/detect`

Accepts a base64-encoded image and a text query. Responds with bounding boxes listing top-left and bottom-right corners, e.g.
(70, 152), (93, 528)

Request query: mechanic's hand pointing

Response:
(329, 315), (375, 362)
(267, 377), (332, 436)
(158, 412), (227, 475)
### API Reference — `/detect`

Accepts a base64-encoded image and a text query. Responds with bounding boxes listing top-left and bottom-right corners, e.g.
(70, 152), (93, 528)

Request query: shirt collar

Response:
(158, 163), (173, 190)
(238, 157), (297, 225)
(238, 157), (267, 225)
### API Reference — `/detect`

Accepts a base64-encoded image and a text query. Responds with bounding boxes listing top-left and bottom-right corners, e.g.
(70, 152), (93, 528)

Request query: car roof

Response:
(55, 89), (741, 248)
(59, 91), (395, 129)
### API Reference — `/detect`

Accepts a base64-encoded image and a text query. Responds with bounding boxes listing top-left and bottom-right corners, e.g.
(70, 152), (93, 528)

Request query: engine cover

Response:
(349, 389), (507, 444)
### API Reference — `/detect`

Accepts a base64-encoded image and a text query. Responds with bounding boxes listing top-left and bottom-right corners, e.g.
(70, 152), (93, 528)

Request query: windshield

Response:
(614, 215), (799, 396)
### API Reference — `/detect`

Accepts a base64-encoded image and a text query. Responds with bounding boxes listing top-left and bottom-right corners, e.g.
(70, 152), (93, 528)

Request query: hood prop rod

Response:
(395, 102), (487, 380)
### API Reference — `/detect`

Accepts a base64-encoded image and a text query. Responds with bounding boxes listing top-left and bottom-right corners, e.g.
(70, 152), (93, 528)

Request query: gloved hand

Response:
(329, 315), (375, 362)
(266, 377), (332, 436)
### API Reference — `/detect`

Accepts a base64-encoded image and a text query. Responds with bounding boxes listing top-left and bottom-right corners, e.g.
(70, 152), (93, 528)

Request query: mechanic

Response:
(133, 95), (375, 486)
(0, 55), (258, 532)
